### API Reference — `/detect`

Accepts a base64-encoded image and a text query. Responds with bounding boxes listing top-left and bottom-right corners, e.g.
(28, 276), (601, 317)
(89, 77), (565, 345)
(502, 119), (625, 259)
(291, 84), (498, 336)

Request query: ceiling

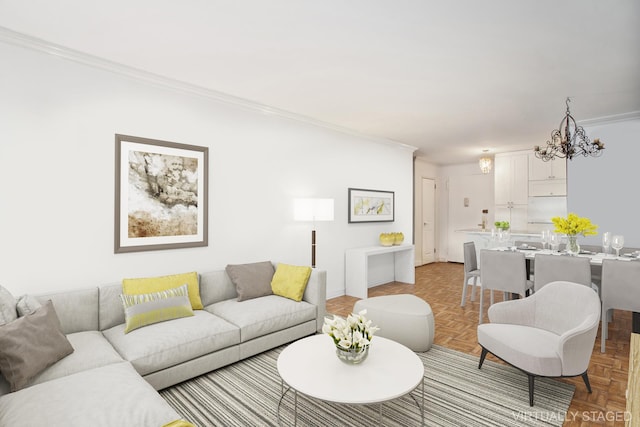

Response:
(1, 0), (639, 164)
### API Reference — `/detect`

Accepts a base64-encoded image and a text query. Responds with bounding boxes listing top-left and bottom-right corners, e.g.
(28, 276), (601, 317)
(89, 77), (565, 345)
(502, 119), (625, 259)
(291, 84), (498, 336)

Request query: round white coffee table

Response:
(277, 334), (425, 426)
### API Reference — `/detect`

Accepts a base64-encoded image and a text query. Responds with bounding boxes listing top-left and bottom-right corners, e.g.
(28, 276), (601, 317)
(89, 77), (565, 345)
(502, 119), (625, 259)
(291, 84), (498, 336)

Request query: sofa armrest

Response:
(302, 269), (327, 332)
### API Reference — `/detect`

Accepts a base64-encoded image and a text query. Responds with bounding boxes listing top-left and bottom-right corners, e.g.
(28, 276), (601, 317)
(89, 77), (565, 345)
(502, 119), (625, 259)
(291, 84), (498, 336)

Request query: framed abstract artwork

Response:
(114, 134), (208, 253)
(348, 188), (395, 223)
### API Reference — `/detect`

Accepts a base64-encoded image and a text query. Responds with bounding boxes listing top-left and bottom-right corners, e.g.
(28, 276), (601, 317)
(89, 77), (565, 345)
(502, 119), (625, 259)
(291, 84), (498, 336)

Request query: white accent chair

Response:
(478, 249), (533, 324)
(477, 281), (601, 406)
(533, 253), (592, 293)
(461, 242), (480, 307)
(600, 259), (640, 352)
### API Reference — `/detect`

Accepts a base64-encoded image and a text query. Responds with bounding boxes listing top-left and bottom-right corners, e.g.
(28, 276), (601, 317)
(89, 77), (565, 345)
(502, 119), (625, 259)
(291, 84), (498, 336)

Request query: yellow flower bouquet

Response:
(551, 213), (597, 255)
(551, 213), (598, 237)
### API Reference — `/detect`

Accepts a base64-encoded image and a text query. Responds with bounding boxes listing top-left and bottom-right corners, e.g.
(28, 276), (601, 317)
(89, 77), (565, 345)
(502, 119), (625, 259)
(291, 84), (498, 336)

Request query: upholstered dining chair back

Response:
(461, 242), (481, 307)
(478, 249), (532, 323)
(463, 242), (478, 273)
(533, 254), (591, 293)
(600, 259), (640, 352)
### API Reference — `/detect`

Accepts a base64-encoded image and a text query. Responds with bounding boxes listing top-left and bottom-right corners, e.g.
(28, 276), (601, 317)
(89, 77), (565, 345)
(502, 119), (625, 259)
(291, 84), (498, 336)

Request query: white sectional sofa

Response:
(0, 265), (327, 426)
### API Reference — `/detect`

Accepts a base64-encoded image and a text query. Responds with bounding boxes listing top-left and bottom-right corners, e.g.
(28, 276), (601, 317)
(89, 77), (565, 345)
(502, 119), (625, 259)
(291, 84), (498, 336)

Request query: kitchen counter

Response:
(455, 229), (543, 263)
(456, 229), (542, 238)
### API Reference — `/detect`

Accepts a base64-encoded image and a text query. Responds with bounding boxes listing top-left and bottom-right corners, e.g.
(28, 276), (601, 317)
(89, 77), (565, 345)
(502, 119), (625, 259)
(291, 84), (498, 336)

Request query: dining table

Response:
(489, 245), (640, 334)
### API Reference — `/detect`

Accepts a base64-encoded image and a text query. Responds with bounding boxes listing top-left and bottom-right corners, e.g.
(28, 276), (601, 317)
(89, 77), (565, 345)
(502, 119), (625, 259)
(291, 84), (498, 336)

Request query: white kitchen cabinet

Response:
(528, 155), (567, 180)
(494, 151), (529, 230)
(528, 154), (567, 196)
(529, 180), (567, 197)
(495, 152), (529, 206)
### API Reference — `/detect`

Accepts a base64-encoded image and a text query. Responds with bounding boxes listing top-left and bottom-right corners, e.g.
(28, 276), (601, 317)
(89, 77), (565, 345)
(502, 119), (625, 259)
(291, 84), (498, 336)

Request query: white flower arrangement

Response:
(322, 310), (380, 351)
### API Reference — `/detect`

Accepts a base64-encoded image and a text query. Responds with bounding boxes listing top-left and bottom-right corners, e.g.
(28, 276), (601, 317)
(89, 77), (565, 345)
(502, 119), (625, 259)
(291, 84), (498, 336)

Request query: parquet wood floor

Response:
(326, 262), (632, 426)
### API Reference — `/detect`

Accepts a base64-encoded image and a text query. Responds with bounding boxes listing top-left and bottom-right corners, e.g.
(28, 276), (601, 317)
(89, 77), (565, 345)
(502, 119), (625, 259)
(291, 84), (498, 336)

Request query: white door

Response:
(421, 178), (436, 264)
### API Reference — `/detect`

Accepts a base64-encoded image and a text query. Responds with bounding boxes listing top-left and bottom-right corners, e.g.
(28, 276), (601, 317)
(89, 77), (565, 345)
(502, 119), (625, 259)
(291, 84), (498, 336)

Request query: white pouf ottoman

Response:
(354, 294), (434, 352)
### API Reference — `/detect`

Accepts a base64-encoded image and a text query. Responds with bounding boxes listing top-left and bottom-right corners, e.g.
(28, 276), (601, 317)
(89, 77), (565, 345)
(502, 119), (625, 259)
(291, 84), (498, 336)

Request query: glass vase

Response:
(336, 345), (369, 364)
(566, 235), (580, 255)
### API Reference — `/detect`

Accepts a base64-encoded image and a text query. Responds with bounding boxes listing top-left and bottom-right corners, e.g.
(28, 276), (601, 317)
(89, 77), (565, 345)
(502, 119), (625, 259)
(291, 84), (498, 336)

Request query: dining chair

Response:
(461, 242), (480, 307)
(479, 249), (533, 324)
(478, 281), (601, 406)
(533, 253), (592, 293)
(600, 259), (640, 352)
(579, 244), (604, 291)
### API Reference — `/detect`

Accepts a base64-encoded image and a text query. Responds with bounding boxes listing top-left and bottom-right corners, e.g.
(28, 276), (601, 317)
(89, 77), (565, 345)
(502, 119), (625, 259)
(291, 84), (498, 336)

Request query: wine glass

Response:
(541, 230), (550, 250)
(612, 235), (624, 257)
(602, 232), (611, 256)
(549, 233), (560, 252)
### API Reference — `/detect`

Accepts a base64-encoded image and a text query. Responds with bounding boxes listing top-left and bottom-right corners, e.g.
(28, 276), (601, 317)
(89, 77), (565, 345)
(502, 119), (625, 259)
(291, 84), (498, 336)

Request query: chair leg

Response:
(528, 375), (535, 407)
(582, 373), (592, 393)
(478, 347), (488, 369)
(479, 286), (484, 324)
(470, 277), (477, 301)
(601, 307), (608, 353)
(461, 276), (468, 307)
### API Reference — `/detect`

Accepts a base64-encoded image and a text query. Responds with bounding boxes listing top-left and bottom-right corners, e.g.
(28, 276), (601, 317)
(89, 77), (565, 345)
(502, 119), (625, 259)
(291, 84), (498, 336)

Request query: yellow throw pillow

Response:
(270, 264), (312, 302)
(122, 272), (203, 310)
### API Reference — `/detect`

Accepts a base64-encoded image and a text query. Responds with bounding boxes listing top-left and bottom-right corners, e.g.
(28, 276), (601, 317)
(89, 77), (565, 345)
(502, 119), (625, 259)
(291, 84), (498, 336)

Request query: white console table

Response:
(345, 245), (415, 299)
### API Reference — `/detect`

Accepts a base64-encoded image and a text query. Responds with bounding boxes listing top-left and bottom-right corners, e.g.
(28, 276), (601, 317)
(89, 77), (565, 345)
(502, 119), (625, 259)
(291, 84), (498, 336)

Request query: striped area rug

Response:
(161, 344), (574, 427)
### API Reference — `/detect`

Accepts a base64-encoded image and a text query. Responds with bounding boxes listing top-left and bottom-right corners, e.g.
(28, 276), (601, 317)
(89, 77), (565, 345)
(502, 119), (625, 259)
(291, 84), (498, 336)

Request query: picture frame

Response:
(114, 134), (208, 253)
(348, 188), (395, 223)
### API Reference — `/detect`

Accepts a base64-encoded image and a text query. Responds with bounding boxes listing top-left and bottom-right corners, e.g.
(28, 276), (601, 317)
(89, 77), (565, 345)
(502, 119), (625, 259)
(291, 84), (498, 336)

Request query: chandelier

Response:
(478, 151), (492, 174)
(534, 97), (604, 161)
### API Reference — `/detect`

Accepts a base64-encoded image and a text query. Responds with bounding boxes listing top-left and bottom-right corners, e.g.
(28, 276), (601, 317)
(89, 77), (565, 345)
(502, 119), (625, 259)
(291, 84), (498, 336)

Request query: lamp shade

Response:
(294, 198), (334, 222)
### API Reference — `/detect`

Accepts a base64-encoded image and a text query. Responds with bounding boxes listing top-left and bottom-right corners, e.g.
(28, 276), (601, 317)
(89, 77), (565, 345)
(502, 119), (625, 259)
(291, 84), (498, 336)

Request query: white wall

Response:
(568, 116), (640, 248)
(0, 41), (414, 299)
(438, 163), (495, 262)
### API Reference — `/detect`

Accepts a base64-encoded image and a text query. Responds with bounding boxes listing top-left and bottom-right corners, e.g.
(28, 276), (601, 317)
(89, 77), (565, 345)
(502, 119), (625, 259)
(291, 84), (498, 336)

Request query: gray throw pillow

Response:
(16, 294), (43, 317)
(0, 285), (17, 326)
(0, 300), (74, 391)
(225, 261), (275, 302)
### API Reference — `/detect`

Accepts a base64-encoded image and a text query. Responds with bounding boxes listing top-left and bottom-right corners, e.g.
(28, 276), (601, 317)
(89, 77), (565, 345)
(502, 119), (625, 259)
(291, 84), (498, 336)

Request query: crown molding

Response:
(578, 111), (640, 127)
(0, 26), (416, 153)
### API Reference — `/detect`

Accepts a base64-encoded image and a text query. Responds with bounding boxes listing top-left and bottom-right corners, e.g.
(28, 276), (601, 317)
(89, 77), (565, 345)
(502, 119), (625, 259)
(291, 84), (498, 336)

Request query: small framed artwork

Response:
(348, 188), (395, 223)
(115, 134), (208, 253)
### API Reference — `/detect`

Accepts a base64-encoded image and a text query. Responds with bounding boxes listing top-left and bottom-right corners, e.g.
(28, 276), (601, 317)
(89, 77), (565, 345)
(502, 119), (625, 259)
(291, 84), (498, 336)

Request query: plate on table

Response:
(579, 250), (595, 255)
(518, 245), (539, 251)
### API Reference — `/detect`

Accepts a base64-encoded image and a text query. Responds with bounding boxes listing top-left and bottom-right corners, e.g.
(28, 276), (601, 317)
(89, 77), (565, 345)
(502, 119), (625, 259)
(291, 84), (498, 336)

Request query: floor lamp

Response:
(294, 198), (334, 268)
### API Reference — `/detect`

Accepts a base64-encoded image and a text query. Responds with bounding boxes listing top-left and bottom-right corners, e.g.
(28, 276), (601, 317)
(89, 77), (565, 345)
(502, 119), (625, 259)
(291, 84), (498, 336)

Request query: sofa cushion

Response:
(0, 361), (188, 427)
(102, 310), (240, 376)
(36, 288), (99, 334)
(123, 271), (203, 310)
(29, 330), (124, 388)
(206, 295), (316, 342)
(271, 263), (312, 302)
(16, 294), (42, 316)
(199, 270), (238, 307)
(121, 284), (194, 333)
(0, 301), (74, 391)
(99, 282), (126, 330)
(0, 285), (17, 326)
(225, 261), (275, 302)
